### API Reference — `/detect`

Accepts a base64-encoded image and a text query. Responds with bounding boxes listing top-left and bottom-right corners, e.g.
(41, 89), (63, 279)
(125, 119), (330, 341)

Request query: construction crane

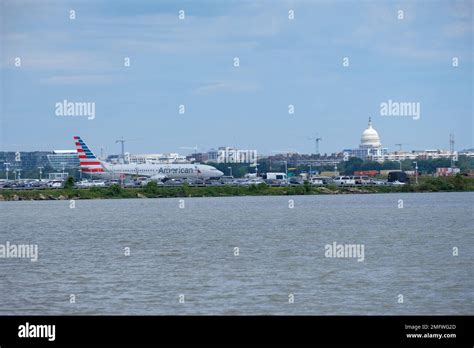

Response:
(395, 143), (409, 151)
(115, 137), (140, 162)
(315, 135), (322, 155)
(307, 134), (322, 155)
(449, 134), (456, 168)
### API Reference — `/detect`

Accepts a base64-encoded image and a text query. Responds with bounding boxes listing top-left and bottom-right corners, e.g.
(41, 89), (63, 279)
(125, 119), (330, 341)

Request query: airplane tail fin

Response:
(73, 136), (105, 173)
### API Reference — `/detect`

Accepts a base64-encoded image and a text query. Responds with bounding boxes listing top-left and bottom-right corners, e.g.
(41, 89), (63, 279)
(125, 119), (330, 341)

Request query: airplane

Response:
(74, 136), (224, 181)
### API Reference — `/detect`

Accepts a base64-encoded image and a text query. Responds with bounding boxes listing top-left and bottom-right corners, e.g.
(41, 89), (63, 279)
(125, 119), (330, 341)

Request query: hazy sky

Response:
(0, 0), (472, 156)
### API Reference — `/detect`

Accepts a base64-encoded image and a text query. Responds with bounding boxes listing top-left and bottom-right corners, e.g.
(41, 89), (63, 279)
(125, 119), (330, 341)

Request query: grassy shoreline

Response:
(1, 176), (473, 201)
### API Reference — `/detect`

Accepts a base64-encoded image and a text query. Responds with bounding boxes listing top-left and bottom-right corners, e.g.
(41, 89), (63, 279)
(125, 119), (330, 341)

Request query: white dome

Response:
(360, 117), (381, 147)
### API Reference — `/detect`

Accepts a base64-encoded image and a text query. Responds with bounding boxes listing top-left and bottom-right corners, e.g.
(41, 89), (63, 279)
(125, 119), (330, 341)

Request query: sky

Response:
(0, 0), (472, 156)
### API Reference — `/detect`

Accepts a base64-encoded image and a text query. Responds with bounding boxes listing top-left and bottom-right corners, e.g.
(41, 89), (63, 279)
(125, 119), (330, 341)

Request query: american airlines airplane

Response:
(74, 136), (224, 181)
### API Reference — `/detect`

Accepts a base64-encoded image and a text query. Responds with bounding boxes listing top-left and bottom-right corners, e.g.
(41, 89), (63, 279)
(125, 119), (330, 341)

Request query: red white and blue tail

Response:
(74, 136), (105, 173)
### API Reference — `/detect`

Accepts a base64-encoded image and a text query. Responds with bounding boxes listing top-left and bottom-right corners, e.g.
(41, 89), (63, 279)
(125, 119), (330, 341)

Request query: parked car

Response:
(289, 177), (304, 185)
(75, 180), (106, 188)
(164, 179), (184, 186)
(389, 180), (406, 186)
(332, 176), (356, 186)
(310, 177), (324, 186)
(241, 178), (266, 186)
(191, 179), (206, 185)
(48, 180), (64, 188)
(208, 180), (224, 186)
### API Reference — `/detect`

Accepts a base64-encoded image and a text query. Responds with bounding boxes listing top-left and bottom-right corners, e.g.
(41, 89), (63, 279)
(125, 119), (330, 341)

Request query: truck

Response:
(262, 172), (287, 181)
(387, 171), (410, 184)
(354, 170), (378, 177)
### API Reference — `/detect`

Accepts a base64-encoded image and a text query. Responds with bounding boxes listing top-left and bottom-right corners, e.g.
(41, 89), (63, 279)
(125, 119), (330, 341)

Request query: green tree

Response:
(64, 176), (75, 189)
(144, 181), (158, 194)
(341, 157), (363, 174)
(303, 180), (311, 193)
(109, 184), (123, 196)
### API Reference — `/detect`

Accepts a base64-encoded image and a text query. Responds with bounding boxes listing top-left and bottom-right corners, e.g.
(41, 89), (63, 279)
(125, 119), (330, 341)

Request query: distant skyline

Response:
(0, 0), (472, 156)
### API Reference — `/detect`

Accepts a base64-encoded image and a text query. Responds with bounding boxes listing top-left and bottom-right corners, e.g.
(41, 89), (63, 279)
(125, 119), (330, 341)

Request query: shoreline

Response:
(1, 181), (473, 201)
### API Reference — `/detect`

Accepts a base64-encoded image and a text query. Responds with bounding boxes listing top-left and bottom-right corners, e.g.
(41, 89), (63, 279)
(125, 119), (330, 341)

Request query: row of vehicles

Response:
(307, 175), (406, 187)
(291, 171), (410, 187)
(0, 179), (65, 189)
(0, 174), (407, 189)
(0, 179), (110, 189)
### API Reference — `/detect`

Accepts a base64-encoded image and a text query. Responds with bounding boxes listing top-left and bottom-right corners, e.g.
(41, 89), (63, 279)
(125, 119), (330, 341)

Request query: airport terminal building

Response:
(47, 150), (80, 170)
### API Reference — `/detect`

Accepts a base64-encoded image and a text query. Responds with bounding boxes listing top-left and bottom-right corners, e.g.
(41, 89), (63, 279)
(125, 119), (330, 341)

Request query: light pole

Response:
(284, 160), (288, 177)
(250, 160), (259, 176)
(413, 161), (418, 184)
(309, 164), (312, 179)
(228, 166), (232, 177)
(334, 164), (338, 176)
(38, 166), (44, 180)
(61, 163), (66, 180)
(3, 162), (10, 181)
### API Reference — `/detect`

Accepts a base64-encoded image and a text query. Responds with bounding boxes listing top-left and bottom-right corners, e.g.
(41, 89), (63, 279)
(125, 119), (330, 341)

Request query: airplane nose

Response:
(218, 170), (224, 176)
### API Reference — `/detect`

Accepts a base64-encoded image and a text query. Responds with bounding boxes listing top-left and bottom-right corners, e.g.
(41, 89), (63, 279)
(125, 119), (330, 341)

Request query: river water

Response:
(0, 192), (472, 315)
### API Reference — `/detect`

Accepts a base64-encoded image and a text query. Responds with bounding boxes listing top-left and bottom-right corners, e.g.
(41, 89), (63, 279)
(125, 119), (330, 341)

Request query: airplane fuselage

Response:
(102, 162), (223, 180)
(74, 136), (223, 181)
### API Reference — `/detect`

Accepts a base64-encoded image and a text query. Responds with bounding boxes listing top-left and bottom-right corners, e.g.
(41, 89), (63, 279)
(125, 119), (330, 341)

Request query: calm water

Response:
(0, 192), (473, 315)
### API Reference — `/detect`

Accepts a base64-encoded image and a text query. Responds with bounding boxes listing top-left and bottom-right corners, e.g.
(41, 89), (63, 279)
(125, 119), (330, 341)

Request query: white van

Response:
(264, 172), (287, 181)
(332, 176), (355, 186)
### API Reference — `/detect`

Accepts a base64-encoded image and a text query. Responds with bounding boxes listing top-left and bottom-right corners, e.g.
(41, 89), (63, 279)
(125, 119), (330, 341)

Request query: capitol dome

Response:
(360, 117), (381, 148)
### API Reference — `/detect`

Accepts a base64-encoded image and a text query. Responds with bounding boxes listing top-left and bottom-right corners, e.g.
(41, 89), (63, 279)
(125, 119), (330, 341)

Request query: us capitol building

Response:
(343, 117), (388, 161)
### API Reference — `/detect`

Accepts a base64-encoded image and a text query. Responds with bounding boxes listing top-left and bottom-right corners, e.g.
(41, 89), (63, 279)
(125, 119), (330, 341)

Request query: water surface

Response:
(0, 192), (472, 315)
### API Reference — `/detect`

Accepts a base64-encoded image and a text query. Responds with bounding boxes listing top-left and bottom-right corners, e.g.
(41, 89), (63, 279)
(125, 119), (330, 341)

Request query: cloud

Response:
(442, 21), (473, 38)
(1, 49), (112, 71)
(40, 74), (116, 85)
(193, 81), (261, 95)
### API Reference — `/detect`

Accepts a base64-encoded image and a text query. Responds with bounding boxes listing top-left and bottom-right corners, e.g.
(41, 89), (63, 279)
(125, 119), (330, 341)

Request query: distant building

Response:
(459, 149), (474, 158)
(207, 148), (219, 162)
(372, 149), (458, 162)
(105, 152), (189, 164)
(47, 150), (79, 170)
(106, 154), (121, 164)
(435, 167), (461, 177)
(343, 118), (459, 163)
(186, 152), (208, 163)
(128, 153), (188, 164)
(0, 151), (52, 171)
(265, 152), (342, 167)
